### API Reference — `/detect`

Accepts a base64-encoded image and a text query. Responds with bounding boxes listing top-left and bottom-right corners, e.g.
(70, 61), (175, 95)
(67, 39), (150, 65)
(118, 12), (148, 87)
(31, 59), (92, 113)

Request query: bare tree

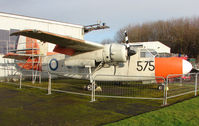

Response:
(101, 38), (114, 44)
(115, 17), (199, 58)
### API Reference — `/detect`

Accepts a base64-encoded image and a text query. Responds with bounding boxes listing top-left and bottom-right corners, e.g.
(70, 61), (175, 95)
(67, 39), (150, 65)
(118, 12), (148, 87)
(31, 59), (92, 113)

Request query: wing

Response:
(3, 53), (40, 60)
(11, 29), (103, 55)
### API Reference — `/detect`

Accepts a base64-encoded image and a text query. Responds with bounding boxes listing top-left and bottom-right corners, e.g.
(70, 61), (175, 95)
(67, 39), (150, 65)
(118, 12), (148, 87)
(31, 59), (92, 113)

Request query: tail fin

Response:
(14, 36), (40, 54)
(5, 34), (42, 71)
(26, 37), (40, 54)
(16, 37), (41, 71)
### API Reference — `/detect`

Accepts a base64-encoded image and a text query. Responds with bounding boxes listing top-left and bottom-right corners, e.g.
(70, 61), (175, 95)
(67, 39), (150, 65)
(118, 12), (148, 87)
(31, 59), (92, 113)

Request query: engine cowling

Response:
(102, 44), (127, 63)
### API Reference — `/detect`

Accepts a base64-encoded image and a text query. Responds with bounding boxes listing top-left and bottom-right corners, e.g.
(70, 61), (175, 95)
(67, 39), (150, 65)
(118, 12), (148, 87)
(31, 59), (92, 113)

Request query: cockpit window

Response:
(140, 49), (157, 58)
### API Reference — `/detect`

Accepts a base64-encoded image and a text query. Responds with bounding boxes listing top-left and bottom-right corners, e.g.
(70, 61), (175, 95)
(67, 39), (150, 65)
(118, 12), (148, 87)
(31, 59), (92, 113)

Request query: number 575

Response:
(136, 61), (155, 71)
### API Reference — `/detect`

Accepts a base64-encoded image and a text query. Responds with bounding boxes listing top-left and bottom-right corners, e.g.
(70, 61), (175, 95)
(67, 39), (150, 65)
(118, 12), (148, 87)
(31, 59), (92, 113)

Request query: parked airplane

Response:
(4, 29), (193, 90)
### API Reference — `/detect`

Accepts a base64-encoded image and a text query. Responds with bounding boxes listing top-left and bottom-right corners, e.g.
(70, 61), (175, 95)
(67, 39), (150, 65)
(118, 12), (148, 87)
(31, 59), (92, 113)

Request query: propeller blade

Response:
(124, 30), (134, 75)
(124, 30), (136, 57)
(125, 30), (129, 44)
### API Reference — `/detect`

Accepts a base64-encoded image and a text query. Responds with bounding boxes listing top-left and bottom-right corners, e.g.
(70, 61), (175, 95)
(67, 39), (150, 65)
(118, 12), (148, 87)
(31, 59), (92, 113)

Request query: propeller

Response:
(125, 30), (136, 57)
(113, 30), (136, 75)
(124, 30), (136, 75)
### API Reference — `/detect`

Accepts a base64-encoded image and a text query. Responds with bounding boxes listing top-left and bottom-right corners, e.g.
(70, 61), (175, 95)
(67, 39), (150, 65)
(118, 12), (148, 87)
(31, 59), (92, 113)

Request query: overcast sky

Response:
(0, 0), (198, 43)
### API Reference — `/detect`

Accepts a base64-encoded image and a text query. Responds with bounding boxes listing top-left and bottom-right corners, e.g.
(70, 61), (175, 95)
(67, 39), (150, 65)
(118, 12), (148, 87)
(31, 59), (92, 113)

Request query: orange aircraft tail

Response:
(16, 37), (42, 71)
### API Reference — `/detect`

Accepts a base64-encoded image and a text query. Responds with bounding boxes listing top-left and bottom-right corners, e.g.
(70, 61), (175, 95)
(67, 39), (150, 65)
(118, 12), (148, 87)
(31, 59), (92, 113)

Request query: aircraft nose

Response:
(182, 59), (193, 74)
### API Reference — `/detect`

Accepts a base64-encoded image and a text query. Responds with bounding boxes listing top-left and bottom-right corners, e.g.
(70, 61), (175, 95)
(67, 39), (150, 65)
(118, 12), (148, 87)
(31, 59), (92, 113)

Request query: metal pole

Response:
(164, 77), (169, 105)
(85, 65), (94, 102)
(195, 74), (198, 96)
(48, 73), (51, 95)
(89, 66), (95, 102)
(39, 57), (42, 84)
(92, 81), (96, 102)
(94, 81), (96, 101)
(86, 66), (92, 84)
(163, 82), (166, 106)
(31, 40), (35, 84)
(6, 58), (8, 80)
(39, 71), (41, 84)
(91, 81), (96, 102)
(89, 66), (94, 101)
(91, 81), (94, 102)
(180, 75), (182, 85)
(19, 74), (22, 89)
(4, 58), (5, 81)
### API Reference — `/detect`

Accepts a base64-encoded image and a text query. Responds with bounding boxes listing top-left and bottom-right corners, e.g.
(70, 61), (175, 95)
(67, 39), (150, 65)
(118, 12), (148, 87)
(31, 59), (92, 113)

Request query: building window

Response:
(10, 29), (19, 51)
(0, 29), (9, 54)
(0, 29), (19, 54)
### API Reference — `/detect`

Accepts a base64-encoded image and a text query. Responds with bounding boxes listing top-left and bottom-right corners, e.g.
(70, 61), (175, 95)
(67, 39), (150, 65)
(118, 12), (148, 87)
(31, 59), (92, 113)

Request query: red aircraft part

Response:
(53, 45), (75, 56)
(155, 57), (182, 78)
(26, 37), (40, 54)
(155, 57), (192, 83)
(17, 58), (42, 71)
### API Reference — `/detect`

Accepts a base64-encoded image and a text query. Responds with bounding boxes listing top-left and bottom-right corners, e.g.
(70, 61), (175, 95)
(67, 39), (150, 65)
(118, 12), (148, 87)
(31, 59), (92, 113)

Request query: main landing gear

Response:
(84, 64), (103, 92)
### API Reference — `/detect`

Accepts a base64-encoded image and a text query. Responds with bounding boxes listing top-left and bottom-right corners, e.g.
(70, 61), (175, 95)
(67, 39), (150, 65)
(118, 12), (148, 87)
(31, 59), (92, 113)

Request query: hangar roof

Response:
(0, 12), (83, 28)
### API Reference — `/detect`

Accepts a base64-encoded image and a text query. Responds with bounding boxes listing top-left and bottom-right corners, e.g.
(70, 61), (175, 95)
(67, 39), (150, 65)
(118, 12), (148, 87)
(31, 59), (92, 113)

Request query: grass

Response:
(105, 96), (199, 126)
(0, 82), (161, 126)
(0, 78), (198, 126)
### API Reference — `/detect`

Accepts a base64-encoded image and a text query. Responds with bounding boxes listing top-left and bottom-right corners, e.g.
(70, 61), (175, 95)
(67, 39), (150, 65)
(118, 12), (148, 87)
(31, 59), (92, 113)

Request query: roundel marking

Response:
(49, 59), (58, 71)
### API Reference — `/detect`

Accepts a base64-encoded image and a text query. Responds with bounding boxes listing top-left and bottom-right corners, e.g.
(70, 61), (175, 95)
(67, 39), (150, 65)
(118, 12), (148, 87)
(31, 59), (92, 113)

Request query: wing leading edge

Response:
(3, 53), (40, 60)
(11, 29), (103, 55)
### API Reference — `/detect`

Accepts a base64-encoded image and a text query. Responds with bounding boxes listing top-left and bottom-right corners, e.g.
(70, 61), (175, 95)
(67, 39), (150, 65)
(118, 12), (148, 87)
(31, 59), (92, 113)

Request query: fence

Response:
(165, 73), (199, 104)
(92, 73), (199, 105)
(1, 70), (199, 106)
(3, 70), (92, 96)
(92, 75), (165, 102)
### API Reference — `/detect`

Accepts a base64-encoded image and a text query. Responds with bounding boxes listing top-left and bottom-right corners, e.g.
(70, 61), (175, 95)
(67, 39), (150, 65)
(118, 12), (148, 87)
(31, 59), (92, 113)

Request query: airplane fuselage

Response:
(18, 47), (192, 82)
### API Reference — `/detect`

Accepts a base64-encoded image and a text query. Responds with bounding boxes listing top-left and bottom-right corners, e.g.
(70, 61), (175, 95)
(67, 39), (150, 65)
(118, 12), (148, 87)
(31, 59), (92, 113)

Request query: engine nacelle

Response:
(103, 44), (127, 63)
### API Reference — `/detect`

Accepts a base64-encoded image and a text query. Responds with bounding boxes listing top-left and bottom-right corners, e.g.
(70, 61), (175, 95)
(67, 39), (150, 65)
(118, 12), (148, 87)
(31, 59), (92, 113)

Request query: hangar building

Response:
(0, 12), (84, 77)
(131, 41), (170, 54)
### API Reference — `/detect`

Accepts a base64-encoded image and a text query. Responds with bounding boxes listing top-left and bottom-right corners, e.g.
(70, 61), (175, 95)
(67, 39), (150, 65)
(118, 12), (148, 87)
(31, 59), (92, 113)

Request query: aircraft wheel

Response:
(158, 85), (164, 90)
(86, 84), (97, 91)
(86, 84), (92, 91)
